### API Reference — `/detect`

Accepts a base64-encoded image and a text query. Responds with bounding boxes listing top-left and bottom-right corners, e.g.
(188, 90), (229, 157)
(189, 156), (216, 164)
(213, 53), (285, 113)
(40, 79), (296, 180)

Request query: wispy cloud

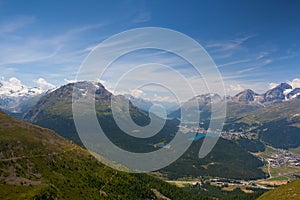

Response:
(0, 20), (103, 66)
(132, 10), (151, 23)
(205, 35), (255, 53)
(276, 48), (299, 61)
(33, 78), (55, 90)
(0, 15), (36, 34)
(225, 80), (270, 95)
(236, 59), (272, 74)
(218, 59), (251, 67)
(256, 51), (270, 59)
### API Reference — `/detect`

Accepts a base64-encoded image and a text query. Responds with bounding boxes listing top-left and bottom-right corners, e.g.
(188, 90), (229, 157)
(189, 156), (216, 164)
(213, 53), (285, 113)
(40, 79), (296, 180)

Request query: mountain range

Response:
(168, 82), (300, 149)
(0, 78), (49, 114)
(231, 83), (300, 104)
(1, 80), (300, 177)
(126, 94), (179, 115)
(19, 81), (266, 180)
(1, 78), (299, 116)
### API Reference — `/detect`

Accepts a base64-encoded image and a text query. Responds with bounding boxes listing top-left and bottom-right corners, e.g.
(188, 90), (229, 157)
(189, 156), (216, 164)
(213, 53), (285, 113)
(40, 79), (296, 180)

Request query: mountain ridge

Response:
(230, 82), (300, 104)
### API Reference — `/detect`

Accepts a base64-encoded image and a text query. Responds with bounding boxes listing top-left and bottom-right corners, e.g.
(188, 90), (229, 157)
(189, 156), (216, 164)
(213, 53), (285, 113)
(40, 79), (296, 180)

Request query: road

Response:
(267, 159), (272, 178)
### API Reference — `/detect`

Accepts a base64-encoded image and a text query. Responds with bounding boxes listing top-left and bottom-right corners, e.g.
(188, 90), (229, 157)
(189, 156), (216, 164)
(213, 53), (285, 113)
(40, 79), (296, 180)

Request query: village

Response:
(178, 123), (259, 140)
(267, 149), (300, 168)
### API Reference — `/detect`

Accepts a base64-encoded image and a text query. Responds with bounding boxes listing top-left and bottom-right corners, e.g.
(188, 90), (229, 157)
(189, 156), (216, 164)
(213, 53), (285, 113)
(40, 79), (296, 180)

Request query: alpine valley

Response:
(1, 80), (300, 199)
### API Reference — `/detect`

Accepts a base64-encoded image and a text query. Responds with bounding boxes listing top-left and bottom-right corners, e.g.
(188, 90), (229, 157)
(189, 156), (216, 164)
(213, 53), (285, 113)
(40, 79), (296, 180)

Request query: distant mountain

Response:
(0, 110), (206, 200)
(231, 83), (300, 104)
(0, 78), (49, 113)
(263, 83), (293, 103)
(125, 82), (300, 111)
(168, 93), (223, 119)
(126, 82), (300, 115)
(126, 95), (179, 115)
(192, 93), (223, 109)
(232, 89), (262, 103)
(170, 92), (262, 121)
(168, 82), (300, 150)
(168, 82), (300, 121)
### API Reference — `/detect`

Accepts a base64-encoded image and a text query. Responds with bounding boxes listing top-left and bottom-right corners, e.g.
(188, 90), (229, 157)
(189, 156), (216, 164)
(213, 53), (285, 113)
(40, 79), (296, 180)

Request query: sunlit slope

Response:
(0, 110), (207, 199)
(257, 179), (300, 200)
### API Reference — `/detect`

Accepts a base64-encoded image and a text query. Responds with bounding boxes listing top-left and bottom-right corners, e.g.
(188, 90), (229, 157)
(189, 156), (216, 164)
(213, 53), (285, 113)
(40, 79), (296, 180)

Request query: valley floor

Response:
(159, 145), (300, 198)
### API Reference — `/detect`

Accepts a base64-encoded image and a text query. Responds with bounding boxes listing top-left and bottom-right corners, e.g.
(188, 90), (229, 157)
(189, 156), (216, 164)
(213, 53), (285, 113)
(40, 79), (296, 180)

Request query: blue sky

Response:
(1, 0), (300, 99)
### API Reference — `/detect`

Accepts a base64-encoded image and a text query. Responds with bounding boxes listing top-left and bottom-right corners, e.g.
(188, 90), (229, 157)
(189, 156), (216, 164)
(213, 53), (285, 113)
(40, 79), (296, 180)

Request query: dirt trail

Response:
(0, 146), (76, 162)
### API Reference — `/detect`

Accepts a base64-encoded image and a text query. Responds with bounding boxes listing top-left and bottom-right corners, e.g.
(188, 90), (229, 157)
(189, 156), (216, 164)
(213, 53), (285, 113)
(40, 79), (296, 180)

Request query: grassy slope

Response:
(0, 110), (208, 200)
(258, 179), (300, 200)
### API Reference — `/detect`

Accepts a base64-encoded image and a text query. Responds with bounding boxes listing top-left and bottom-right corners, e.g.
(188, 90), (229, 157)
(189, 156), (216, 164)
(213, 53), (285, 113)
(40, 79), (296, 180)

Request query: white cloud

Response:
(153, 93), (176, 102)
(218, 59), (251, 67)
(64, 78), (77, 83)
(130, 89), (144, 98)
(34, 78), (55, 90)
(221, 79), (271, 96)
(0, 22), (103, 66)
(0, 77), (27, 96)
(8, 77), (21, 85)
(268, 82), (278, 89)
(205, 35), (255, 53)
(288, 78), (300, 89)
(227, 84), (244, 93)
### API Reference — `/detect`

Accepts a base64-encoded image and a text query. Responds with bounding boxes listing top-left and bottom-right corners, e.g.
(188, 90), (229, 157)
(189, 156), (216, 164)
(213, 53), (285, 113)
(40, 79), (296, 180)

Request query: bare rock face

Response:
(263, 83), (292, 103)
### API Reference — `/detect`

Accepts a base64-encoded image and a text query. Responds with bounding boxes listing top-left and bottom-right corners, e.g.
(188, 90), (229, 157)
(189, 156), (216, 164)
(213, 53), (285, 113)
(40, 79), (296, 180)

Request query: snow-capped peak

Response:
(0, 78), (44, 97)
(0, 77), (55, 112)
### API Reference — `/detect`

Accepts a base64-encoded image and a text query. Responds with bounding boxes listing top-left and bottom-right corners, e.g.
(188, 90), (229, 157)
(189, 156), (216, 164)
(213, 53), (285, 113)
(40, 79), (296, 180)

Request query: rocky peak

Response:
(233, 89), (258, 102)
(263, 83), (292, 103)
(193, 93), (222, 105)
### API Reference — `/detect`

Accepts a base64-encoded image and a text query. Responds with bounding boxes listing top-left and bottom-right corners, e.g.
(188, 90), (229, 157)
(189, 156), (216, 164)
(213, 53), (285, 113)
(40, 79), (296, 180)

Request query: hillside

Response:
(257, 179), (300, 200)
(0, 110), (209, 199)
(159, 137), (266, 180)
